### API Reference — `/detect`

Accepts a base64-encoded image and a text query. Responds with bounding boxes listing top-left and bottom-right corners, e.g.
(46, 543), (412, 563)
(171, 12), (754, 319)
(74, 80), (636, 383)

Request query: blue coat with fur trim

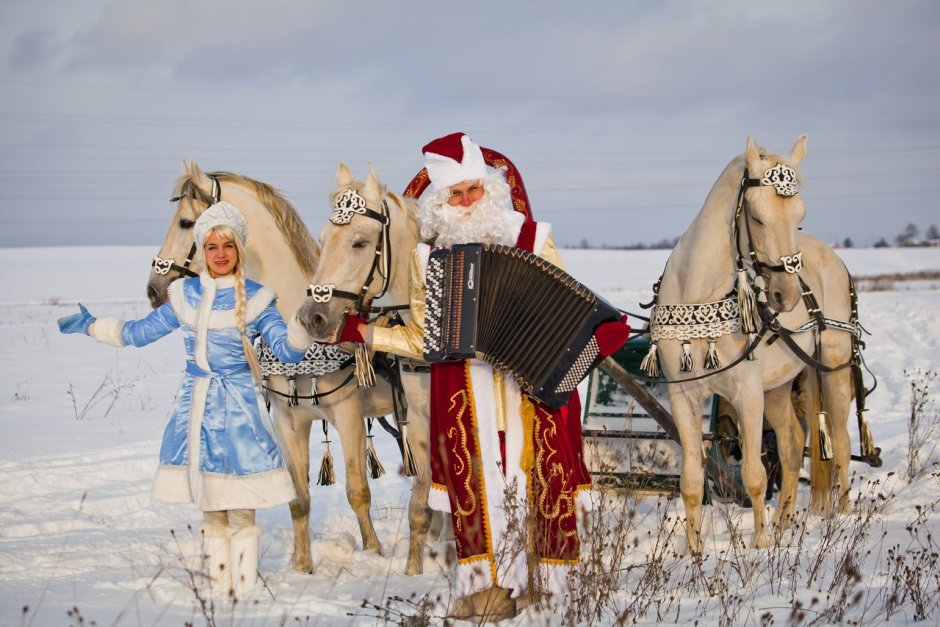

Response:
(92, 274), (308, 511)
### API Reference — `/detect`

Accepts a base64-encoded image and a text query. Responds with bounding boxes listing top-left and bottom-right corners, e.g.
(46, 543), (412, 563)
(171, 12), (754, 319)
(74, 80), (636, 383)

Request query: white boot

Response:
(229, 524), (262, 598)
(199, 523), (231, 598)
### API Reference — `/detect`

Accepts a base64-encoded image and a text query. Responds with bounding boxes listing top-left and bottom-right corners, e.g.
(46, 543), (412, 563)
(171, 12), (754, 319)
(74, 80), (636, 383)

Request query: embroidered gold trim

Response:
(446, 389), (475, 530)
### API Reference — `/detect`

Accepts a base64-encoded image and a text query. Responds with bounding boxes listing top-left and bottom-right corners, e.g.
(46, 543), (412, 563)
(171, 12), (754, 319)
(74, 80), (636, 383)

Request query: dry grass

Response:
(854, 270), (940, 292)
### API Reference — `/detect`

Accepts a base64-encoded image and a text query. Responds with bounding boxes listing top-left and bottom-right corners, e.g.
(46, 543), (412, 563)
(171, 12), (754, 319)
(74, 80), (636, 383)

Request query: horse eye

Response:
(179, 219), (195, 229)
(352, 239), (368, 249)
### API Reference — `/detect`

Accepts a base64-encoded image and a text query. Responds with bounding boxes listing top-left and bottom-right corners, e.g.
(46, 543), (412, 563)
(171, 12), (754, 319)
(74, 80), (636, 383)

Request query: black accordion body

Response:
(423, 243), (620, 408)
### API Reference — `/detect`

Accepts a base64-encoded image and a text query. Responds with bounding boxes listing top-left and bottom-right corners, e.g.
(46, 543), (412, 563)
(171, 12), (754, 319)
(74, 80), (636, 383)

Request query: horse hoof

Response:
(292, 557), (314, 574)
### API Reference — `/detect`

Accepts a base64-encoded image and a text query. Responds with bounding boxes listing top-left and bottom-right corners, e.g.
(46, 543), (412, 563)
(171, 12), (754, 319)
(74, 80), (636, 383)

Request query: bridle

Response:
(151, 175), (221, 281)
(733, 162), (804, 280)
(306, 188), (401, 316)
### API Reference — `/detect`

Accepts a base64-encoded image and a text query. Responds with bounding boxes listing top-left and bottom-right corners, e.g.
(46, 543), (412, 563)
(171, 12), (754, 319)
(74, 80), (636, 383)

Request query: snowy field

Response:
(1, 245), (939, 625)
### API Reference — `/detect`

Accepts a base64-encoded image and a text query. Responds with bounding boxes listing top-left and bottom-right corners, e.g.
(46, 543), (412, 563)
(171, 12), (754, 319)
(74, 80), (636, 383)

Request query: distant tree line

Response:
(571, 223), (940, 250)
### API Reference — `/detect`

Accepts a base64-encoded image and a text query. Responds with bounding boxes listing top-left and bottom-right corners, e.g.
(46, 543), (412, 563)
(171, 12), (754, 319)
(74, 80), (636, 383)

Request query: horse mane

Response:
(173, 171), (321, 279)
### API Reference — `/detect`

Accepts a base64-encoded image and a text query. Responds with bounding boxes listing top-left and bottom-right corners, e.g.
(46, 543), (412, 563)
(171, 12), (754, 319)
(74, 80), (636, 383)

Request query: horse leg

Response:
(763, 383), (805, 533)
(272, 403), (315, 573)
(331, 400), (383, 555)
(822, 367), (853, 513)
(669, 385), (708, 555)
(401, 371), (432, 576)
(730, 388), (769, 548)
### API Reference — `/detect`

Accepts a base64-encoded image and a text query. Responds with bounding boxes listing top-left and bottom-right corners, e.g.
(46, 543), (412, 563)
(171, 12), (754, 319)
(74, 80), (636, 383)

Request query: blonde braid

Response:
(232, 235), (264, 384)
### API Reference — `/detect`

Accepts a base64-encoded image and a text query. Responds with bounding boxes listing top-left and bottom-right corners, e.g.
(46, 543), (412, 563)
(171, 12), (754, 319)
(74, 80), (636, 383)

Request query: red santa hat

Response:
(422, 132), (487, 192)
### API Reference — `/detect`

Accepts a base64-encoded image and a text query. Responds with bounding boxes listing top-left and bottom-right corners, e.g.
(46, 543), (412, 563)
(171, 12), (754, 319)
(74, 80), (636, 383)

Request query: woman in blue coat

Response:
(58, 201), (311, 597)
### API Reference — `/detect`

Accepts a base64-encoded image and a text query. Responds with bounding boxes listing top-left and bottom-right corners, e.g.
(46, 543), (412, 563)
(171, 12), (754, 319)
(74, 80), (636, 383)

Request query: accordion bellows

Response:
(424, 243), (620, 408)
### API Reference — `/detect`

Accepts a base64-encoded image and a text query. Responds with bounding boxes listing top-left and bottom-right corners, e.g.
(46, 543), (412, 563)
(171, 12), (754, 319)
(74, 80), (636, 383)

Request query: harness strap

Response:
(759, 305), (856, 374)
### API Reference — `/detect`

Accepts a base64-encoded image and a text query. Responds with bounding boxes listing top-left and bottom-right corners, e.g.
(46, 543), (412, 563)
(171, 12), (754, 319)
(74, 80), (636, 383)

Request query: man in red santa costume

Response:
(349, 132), (628, 618)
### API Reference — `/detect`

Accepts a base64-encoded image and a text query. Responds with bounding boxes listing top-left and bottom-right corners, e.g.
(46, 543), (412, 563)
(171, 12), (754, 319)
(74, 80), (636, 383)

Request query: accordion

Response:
(423, 243), (620, 408)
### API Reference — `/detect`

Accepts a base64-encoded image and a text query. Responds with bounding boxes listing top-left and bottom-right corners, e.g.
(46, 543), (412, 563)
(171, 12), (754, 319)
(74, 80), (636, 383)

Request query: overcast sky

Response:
(2, 0), (938, 249)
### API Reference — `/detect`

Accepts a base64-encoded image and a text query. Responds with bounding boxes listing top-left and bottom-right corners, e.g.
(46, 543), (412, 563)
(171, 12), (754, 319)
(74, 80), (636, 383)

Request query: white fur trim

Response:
(168, 280), (194, 326)
(428, 485), (451, 513)
(537, 561), (573, 600)
(90, 317), (126, 347)
(194, 274), (216, 370)
(416, 243), (431, 278)
(424, 135), (487, 192)
(576, 488), (595, 514)
(244, 286), (276, 325)
(286, 312), (311, 352)
(533, 222), (551, 255)
(453, 559), (495, 599)
(151, 464), (296, 510)
(187, 376), (210, 503)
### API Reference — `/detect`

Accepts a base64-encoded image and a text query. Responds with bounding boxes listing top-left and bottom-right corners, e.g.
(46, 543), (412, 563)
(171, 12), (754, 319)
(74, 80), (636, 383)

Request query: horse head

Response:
(740, 134), (807, 313)
(146, 158), (219, 308)
(299, 164), (419, 341)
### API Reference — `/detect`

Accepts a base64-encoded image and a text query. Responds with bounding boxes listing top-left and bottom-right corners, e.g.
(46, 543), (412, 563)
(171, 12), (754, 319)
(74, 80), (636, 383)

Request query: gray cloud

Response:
(1, 0), (938, 249)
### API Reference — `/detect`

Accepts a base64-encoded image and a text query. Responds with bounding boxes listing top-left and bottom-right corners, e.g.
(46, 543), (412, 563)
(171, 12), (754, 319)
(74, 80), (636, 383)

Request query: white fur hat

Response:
(422, 132), (487, 192)
(194, 201), (249, 250)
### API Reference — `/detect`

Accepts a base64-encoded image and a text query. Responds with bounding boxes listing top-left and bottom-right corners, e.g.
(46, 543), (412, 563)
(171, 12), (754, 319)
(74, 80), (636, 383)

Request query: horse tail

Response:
(803, 367), (833, 514)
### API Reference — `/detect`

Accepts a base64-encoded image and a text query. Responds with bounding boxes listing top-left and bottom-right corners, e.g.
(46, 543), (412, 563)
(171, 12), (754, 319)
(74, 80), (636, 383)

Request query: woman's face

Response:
(204, 231), (239, 277)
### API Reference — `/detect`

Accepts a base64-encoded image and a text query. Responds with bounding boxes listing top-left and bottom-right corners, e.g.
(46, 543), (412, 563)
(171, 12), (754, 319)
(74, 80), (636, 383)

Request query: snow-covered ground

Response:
(1, 245), (939, 625)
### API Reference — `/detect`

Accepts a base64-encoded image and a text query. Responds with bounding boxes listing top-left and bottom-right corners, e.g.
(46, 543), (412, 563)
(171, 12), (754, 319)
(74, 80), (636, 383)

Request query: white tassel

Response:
(309, 377), (320, 407)
(737, 267), (759, 334)
(287, 376), (299, 407)
(704, 340), (721, 370)
(317, 422), (335, 486)
(818, 411), (833, 461)
(400, 422), (417, 477)
(746, 333), (757, 361)
(354, 343), (376, 388)
(679, 341), (694, 372)
(640, 342), (660, 377)
(261, 376), (270, 410)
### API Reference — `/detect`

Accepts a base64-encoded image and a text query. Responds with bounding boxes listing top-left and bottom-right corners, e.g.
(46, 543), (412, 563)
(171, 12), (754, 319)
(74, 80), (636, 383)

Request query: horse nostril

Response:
(312, 312), (328, 331)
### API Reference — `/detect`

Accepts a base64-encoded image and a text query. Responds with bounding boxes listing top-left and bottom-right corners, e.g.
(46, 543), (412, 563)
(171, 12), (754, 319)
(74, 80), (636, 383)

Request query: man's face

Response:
(446, 179), (485, 213)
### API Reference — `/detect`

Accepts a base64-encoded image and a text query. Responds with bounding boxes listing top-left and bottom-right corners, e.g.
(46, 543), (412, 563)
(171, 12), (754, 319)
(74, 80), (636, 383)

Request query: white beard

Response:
(418, 173), (525, 249)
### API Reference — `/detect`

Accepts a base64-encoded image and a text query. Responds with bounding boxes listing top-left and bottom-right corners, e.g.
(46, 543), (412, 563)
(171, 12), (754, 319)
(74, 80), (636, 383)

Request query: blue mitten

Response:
(57, 303), (97, 335)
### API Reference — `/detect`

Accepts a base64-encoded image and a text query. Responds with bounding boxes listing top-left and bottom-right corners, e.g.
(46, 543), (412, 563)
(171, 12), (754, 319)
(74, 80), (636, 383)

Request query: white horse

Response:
(649, 135), (862, 554)
(296, 164), (434, 576)
(147, 160), (395, 573)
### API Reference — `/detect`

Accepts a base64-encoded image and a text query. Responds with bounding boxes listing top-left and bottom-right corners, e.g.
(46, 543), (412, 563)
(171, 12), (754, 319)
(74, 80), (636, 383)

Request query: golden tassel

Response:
(365, 435), (385, 479)
(317, 422), (335, 486)
(400, 422), (417, 477)
(354, 343), (376, 388)
(859, 409), (877, 460)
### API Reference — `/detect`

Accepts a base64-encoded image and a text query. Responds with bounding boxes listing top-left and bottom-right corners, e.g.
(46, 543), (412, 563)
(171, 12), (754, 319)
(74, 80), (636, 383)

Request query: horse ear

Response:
(189, 158), (213, 195)
(789, 134), (808, 166)
(364, 165), (381, 204)
(745, 134), (762, 173)
(336, 163), (354, 187)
